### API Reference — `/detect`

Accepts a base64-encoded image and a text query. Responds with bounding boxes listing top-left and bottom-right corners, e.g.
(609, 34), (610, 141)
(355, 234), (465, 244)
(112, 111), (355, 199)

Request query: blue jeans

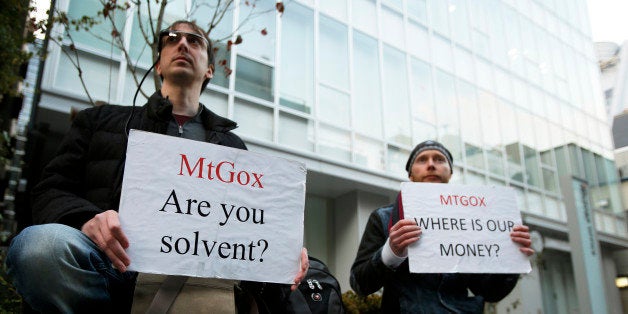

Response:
(5, 224), (137, 313)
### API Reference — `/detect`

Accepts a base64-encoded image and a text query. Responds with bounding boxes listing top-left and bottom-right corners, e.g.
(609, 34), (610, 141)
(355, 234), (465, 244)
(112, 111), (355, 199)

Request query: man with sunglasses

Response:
(6, 21), (307, 313)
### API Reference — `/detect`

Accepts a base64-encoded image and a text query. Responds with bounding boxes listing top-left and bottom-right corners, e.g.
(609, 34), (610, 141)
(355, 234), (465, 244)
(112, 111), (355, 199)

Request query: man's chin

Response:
(422, 176), (444, 183)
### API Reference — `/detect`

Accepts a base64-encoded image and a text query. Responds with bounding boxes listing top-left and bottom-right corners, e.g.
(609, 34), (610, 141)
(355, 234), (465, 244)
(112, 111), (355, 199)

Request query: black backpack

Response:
(286, 256), (346, 314)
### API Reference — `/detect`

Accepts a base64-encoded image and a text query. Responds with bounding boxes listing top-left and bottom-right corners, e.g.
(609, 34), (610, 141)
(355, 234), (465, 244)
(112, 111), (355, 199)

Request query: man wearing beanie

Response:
(350, 140), (534, 313)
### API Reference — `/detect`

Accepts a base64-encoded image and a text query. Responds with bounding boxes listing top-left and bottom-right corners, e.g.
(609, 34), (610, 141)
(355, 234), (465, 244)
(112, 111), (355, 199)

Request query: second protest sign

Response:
(401, 182), (531, 274)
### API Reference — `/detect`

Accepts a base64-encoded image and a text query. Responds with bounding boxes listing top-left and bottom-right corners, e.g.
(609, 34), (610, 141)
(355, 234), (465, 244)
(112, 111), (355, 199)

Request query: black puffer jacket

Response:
(31, 91), (247, 229)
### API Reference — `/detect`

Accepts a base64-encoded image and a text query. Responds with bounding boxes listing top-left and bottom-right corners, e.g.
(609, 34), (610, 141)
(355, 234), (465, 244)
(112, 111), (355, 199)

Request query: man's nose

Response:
(176, 37), (190, 51)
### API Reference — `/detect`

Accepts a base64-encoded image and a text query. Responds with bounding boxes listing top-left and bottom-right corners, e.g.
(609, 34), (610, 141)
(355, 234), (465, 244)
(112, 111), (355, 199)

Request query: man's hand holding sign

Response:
(118, 130), (306, 284)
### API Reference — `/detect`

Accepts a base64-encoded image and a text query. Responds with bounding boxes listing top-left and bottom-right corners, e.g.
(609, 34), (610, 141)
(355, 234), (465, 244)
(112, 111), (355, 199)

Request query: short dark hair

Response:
(157, 20), (215, 92)
(405, 140), (454, 174)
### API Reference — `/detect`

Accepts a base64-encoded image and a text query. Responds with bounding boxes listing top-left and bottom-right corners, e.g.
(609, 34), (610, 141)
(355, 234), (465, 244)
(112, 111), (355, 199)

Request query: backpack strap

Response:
(146, 275), (188, 314)
(387, 192), (404, 232)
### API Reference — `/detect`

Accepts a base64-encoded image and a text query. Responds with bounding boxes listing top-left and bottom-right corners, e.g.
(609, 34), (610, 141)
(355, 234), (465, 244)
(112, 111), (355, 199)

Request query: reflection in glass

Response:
(352, 0), (377, 36)
(238, 0), (275, 62)
(235, 56), (273, 101)
(383, 45), (411, 146)
(280, 3), (314, 113)
(320, 0), (348, 20)
(407, 0), (428, 24)
(318, 85), (350, 125)
(542, 168), (558, 194)
(381, 8), (405, 48)
(353, 31), (382, 138)
(523, 145), (541, 188)
(387, 146), (411, 178)
(318, 124), (351, 162)
(355, 136), (384, 171)
(486, 149), (505, 176)
(407, 23), (429, 61)
(450, 0), (471, 47)
(429, 0), (450, 36)
(211, 42), (231, 88)
(233, 98), (273, 141)
(200, 90), (228, 118)
(278, 112), (314, 152)
(412, 119), (437, 145)
(505, 143), (523, 183)
(432, 36), (454, 73)
(527, 191), (543, 215)
(319, 15), (349, 90)
(434, 70), (462, 162)
(464, 171), (486, 185)
(67, 0), (126, 54)
(410, 58), (435, 123)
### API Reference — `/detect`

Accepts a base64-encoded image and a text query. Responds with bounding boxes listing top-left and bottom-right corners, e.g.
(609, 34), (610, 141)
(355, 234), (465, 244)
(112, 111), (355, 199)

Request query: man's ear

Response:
(206, 64), (214, 79)
(155, 61), (162, 76)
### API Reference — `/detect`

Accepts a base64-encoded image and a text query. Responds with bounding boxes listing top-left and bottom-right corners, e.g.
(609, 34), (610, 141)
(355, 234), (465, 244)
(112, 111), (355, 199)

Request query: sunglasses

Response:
(158, 30), (209, 51)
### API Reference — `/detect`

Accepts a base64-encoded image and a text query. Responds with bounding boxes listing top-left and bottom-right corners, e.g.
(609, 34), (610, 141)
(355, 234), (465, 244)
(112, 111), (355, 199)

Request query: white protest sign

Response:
(401, 182), (531, 274)
(118, 130), (306, 284)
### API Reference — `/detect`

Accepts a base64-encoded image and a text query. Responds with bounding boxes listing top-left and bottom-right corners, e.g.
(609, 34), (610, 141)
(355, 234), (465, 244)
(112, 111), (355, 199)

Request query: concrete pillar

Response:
(331, 191), (390, 292)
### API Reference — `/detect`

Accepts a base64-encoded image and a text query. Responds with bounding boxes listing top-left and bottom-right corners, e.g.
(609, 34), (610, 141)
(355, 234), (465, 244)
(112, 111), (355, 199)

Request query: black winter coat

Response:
(31, 91), (247, 229)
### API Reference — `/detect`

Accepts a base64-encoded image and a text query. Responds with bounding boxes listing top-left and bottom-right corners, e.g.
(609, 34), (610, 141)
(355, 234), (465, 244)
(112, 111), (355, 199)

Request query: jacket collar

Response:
(146, 91), (238, 132)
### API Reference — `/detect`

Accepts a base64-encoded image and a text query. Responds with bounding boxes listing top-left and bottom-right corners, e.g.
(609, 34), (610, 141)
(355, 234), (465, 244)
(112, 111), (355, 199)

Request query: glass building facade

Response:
(31, 0), (628, 312)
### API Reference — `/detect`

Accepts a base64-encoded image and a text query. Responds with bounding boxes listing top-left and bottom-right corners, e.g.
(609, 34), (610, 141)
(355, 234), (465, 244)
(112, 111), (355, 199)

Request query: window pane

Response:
(319, 15), (349, 89)
(527, 191), (543, 215)
(318, 85), (350, 125)
(465, 171), (486, 185)
(352, 0), (377, 35)
(320, 0), (348, 21)
(454, 47), (474, 83)
(487, 149), (505, 177)
(318, 124), (351, 162)
(410, 58), (435, 123)
(387, 146), (410, 178)
(200, 90), (228, 118)
(381, 8), (404, 49)
(211, 42), (231, 88)
(67, 0), (126, 53)
(523, 145), (541, 188)
(278, 112), (314, 152)
(235, 56), (274, 101)
(355, 136), (384, 171)
(450, 0), (471, 47)
(128, 15), (153, 68)
(407, 22), (429, 61)
(432, 35), (453, 73)
(458, 80), (481, 145)
(233, 98), (273, 141)
(434, 70), (462, 162)
(543, 168), (558, 193)
(280, 3), (314, 113)
(407, 0), (428, 24)
(238, 0), (275, 62)
(383, 45), (411, 145)
(56, 49), (119, 101)
(429, 0), (450, 36)
(478, 91), (501, 146)
(412, 119), (437, 145)
(505, 142), (523, 183)
(353, 31), (382, 138)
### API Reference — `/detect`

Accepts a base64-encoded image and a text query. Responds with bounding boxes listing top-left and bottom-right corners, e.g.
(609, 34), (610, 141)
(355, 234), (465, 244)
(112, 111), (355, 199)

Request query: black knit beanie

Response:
(405, 140), (454, 175)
